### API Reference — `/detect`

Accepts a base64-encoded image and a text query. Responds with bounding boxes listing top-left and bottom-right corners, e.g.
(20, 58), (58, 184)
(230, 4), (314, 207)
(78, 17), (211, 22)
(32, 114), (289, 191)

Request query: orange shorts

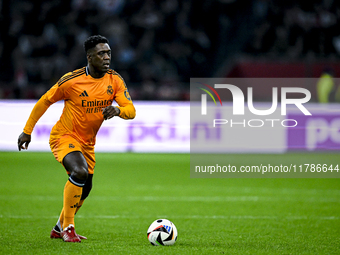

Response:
(49, 134), (96, 174)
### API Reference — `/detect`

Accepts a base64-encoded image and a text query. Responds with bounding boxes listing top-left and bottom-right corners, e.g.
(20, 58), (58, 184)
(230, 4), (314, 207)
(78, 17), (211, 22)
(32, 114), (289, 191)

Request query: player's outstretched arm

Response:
(18, 132), (31, 151)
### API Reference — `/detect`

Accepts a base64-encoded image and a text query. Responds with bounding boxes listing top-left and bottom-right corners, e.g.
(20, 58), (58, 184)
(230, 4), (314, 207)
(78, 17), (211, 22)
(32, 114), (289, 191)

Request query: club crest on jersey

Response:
(107, 85), (113, 95)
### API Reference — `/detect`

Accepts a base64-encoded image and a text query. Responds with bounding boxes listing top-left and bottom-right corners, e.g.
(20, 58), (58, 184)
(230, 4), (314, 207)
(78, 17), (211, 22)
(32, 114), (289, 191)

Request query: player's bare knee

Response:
(72, 166), (88, 181)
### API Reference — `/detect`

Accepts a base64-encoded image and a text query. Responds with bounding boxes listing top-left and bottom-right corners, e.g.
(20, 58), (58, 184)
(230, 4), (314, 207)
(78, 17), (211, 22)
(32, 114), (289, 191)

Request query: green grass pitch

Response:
(0, 152), (339, 254)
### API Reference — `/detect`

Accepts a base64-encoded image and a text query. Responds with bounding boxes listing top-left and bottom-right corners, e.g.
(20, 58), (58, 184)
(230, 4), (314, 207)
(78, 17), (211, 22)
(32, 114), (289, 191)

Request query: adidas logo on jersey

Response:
(79, 90), (89, 97)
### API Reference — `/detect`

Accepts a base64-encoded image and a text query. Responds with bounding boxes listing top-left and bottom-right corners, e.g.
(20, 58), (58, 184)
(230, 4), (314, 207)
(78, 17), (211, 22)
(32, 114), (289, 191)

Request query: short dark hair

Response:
(84, 35), (109, 53)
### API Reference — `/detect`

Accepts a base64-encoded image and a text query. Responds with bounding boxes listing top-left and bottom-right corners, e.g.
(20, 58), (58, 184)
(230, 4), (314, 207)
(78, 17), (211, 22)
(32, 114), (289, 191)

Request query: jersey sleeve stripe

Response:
(58, 67), (85, 83)
(58, 70), (86, 86)
(113, 71), (127, 88)
(58, 68), (85, 82)
(58, 71), (86, 86)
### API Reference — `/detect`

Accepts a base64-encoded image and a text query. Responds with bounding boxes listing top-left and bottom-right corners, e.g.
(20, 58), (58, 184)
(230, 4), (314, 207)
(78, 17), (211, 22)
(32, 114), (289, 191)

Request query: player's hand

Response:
(18, 132), (31, 151)
(102, 106), (120, 120)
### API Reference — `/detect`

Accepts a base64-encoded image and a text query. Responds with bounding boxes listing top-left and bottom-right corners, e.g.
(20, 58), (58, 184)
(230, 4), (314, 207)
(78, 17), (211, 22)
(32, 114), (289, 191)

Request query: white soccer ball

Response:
(147, 219), (178, 246)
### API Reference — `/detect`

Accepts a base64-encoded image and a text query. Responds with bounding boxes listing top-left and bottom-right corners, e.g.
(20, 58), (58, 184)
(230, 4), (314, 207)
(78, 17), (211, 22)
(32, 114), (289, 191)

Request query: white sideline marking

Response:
(0, 215), (338, 220)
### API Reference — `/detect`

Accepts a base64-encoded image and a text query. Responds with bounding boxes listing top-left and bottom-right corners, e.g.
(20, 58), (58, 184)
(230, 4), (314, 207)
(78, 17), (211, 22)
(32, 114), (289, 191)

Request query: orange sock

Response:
(57, 199), (84, 230)
(63, 180), (83, 228)
(75, 199), (84, 214)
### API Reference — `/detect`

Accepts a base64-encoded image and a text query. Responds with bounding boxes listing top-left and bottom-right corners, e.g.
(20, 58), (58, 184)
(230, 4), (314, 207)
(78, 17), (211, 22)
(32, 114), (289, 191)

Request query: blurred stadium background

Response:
(1, 1), (340, 254)
(1, 0), (340, 152)
(1, 0), (340, 101)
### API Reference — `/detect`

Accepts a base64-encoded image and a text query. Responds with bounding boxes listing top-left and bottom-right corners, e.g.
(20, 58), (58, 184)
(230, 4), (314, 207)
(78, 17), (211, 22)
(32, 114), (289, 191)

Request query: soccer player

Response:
(17, 35), (136, 243)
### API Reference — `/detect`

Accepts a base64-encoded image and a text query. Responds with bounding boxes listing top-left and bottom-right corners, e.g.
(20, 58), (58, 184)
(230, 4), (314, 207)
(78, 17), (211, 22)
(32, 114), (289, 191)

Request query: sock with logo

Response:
(63, 176), (85, 228)
(54, 199), (84, 232)
(75, 199), (84, 214)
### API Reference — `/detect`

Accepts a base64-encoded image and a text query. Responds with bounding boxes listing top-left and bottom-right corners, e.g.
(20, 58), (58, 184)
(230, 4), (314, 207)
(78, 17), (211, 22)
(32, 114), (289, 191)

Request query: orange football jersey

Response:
(24, 67), (135, 146)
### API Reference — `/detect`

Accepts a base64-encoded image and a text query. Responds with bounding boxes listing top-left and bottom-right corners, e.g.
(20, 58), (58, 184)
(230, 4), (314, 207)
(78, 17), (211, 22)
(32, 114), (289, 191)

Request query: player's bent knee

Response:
(69, 168), (88, 187)
(63, 151), (89, 180)
(72, 166), (88, 181)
